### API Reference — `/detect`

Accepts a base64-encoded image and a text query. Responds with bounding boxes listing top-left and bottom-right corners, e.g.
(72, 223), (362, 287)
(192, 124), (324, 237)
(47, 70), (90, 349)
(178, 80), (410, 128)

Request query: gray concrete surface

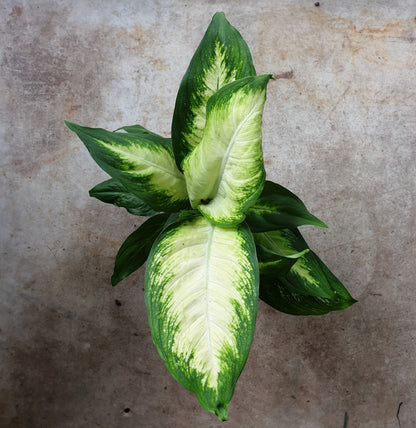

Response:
(1, 1), (415, 427)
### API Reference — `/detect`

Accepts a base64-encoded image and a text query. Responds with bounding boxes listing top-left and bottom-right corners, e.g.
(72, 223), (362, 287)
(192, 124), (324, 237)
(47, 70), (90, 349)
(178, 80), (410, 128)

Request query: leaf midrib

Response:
(203, 222), (216, 373)
(209, 98), (261, 200)
(100, 138), (185, 181)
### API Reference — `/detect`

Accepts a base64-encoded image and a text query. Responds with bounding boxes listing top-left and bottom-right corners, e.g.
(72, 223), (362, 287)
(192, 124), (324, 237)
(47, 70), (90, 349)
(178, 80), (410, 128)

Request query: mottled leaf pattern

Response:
(145, 215), (258, 420)
(183, 75), (271, 225)
(171, 12), (256, 168)
(114, 124), (172, 147)
(65, 121), (189, 212)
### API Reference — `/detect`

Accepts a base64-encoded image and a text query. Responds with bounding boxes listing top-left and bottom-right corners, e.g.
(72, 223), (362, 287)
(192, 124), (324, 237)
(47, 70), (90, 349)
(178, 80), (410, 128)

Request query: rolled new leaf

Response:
(255, 241), (309, 278)
(254, 229), (357, 315)
(111, 213), (171, 286)
(255, 229), (332, 298)
(65, 121), (189, 212)
(183, 75), (272, 226)
(255, 228), (311, 281)
(89, 178), (158, 217)
(145, 214), (259, 420)
(246, 180), (327, 232)
(172, 12), (256, 169)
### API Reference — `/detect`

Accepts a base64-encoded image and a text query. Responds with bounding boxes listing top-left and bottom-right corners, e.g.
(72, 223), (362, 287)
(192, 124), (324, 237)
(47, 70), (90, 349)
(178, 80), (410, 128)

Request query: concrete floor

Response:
(1, 1), (415, 426)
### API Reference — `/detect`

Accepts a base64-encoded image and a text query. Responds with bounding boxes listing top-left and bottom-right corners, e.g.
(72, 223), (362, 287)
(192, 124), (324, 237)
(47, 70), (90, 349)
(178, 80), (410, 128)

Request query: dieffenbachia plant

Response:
(65, 12), (356, 421)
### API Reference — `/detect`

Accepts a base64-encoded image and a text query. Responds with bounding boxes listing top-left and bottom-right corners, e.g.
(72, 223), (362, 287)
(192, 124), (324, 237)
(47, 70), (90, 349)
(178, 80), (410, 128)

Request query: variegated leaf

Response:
(246, 180), (327, 232)
(254, 228), (310, 259)
(254, 229), (331, 298)
(114, 124), (172, 147)
(260, 254), (357, 315)
(255, 231), (309, 278)
(145, 214), (259, 420)
(183, 74), (272, 226)
(65, 121), (189, 212)
(254, 229), (357, 315)
(171, 12), (256, 169)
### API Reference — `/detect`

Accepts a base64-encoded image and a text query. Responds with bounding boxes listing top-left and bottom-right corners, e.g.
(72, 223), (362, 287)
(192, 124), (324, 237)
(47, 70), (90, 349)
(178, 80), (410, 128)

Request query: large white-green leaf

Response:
(145, 214), (259, 420)
(183, 75), (272, 226)
(65, 122), (189, 212)
(171, 12), (256, 169)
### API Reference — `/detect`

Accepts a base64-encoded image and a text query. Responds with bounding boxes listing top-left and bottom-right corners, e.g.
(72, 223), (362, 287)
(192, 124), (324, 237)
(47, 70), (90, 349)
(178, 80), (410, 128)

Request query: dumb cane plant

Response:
(65, 12), (356, 421)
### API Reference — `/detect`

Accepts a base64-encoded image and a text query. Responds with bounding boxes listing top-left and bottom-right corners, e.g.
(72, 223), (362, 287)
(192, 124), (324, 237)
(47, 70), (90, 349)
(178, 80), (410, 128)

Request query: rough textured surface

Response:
(1, 1), (415, 427)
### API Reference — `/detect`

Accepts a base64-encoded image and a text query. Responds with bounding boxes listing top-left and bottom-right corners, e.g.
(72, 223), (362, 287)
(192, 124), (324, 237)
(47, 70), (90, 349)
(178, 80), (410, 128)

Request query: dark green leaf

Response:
(255, 229), (333, 298)
(111, 213), (171, 286)
(246, 181), (327, 232)
(255, 229), (357, 315)
(89, 178), (158, 216)
(260, 252), (357, 315)
(171, 12), (256, 169)
(256, 252), (298, 278)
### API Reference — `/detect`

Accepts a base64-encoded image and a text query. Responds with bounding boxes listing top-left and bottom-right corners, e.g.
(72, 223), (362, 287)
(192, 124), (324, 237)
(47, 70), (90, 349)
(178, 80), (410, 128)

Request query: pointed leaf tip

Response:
(66, 122), (189, 212)
(212, 11), (226, 19)
(145, 215), (258, 418)
(64, 120), (78, 132)
(246, 181), (329, 232)
(89, 179), (159, 217)
(215, 404), (228, 421)
(171, 12), (257, 168)
(256, 229), (357, 315)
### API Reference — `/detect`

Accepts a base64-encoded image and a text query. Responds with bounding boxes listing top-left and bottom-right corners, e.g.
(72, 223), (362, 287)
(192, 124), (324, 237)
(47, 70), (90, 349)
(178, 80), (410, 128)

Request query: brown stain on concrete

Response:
(307, 9), (415, 67)
(273, 70), (294, 80)
(118, 25), (151, 52)
(9, 5), (23, 19)
(2, 4), (117, 179)
(254, 8), (415, 426)
(256, 7), (414, 76)
(64, 92), (82, 117)
(3, 5), (170, 181)
(116, 25), (168, 72)
(355, 19), (415, 37)
(305, 6), (415, 38)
